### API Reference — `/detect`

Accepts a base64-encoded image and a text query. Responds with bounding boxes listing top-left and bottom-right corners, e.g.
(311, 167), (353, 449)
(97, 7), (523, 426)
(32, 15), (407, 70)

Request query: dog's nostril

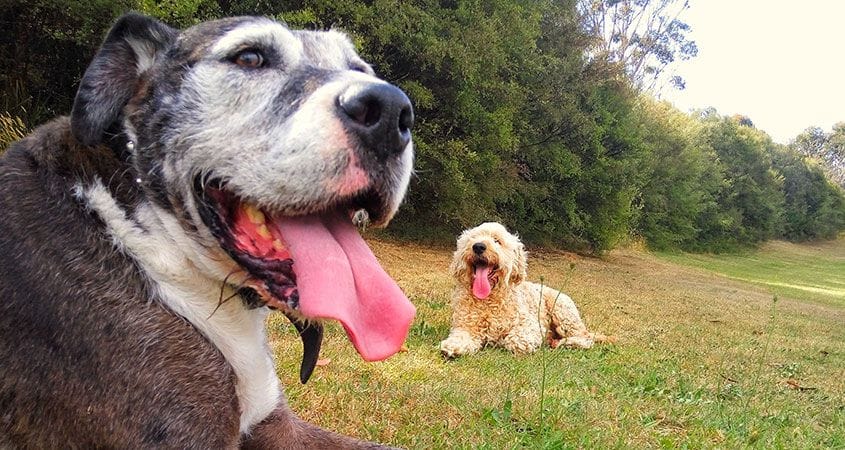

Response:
(399, 104), (413, 133)
(364, 101), (382, 127)
(472, 243), (486, 255)
(338, 83), (414, 160)
(343, 97), (382, 128)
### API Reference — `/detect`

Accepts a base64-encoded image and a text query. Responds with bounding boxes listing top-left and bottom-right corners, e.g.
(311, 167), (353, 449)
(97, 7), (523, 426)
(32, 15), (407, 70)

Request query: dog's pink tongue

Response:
(473, 266), (492, 299)
(274, 214), (415, 362)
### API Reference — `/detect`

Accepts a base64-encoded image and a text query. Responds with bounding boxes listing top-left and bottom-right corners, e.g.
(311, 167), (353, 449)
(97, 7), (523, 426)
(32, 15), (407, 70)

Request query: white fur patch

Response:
(390, 140), (414, 216)
(77, 180), (281, 434)
(126, 36), (158, 74)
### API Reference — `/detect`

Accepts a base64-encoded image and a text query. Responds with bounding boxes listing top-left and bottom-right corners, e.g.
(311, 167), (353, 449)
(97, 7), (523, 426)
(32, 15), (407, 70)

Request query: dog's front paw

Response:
(439, 336), (476, 358)
(439, 339), (460, 359)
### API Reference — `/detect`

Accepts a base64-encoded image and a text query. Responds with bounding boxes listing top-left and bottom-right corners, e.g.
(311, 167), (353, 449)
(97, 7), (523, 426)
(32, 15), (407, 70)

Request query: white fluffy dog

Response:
(440, 222), (612, 357)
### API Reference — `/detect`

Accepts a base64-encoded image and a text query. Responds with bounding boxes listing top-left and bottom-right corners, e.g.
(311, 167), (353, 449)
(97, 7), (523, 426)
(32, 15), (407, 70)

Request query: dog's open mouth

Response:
(194, 177), (415, 380)
(471, 260), (498, 300)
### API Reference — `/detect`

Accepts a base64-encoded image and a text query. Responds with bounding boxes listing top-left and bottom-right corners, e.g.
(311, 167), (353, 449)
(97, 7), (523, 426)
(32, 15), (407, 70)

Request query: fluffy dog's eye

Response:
(494, 238), (501, 244)
(233, 49), (264, 68)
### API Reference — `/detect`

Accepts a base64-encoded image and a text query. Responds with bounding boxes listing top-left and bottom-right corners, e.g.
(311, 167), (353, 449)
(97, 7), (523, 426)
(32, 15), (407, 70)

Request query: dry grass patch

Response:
(267, 236), (845, 448)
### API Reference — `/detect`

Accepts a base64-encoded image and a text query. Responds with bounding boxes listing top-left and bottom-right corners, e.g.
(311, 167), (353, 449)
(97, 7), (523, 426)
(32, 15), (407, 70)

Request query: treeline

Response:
(1, 0), (843, 253)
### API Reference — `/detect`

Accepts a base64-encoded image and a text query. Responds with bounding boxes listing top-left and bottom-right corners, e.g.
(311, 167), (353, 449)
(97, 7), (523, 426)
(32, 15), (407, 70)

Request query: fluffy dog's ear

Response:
(449, 231), (471, 284)
(71, 13), (176, 146)
(510, 240), (527, 285)
(449, 248), (469, 284)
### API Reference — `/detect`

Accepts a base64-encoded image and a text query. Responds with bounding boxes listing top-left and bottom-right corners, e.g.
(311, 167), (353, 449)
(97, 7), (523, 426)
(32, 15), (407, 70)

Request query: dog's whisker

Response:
(209, 269), (238, 319)
(208, 269), (255, 319)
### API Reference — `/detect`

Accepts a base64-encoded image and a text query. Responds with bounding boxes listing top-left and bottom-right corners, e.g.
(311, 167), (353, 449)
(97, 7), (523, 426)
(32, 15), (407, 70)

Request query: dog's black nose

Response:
(338, 83), (414, 159)
(472, 242), (486, 255)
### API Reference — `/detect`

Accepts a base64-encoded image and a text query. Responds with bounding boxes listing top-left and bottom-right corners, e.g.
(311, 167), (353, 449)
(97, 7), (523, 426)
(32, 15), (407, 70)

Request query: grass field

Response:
(267, 236), (845, 448)
(657, 240), (845, 308)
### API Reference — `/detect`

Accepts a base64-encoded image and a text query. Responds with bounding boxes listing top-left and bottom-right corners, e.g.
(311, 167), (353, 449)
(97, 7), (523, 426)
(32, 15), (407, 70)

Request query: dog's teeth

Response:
(256, 224), (272, 240)
(273, 239), (286, 251)
(243, 204), (266, 224)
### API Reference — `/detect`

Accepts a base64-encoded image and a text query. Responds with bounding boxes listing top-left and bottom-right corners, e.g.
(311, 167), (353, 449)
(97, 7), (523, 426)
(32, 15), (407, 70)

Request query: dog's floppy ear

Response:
(510, 239), (527, 285)
(449, 231), (472, 284)
(71, 13), (176, 146)
(449, 248), (469, 284)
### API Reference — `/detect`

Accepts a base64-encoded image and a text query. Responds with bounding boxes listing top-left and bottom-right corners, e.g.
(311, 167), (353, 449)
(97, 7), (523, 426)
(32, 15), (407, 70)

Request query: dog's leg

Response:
(241, 406), (393, 449)
(500, 323), (544, 354)
(545, 290), (597, 350)
(549, 321), (595, 349)
(553, 335), (594, 349)
(439, 328), (483, 358)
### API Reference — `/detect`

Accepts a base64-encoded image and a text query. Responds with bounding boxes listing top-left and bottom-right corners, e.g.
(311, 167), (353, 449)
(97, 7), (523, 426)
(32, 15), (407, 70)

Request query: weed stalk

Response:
(741, 295), (779, 438)
(538, 276), (549, 443)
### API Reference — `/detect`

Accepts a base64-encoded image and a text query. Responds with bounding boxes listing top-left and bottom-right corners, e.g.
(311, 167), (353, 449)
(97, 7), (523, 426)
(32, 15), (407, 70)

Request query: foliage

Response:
(632, 98), (723, 250)
(134, 0), (221, 27)
(633, 103), (845, 251)
(578, 0), (698, 91)
(0, 0), (133, 125)
(791, 124), (845, 189)
(771, 147), (845, 240)
(0, 112), (27, 152)
(696, 114), (785, 248)
(1, 0), (843, 253)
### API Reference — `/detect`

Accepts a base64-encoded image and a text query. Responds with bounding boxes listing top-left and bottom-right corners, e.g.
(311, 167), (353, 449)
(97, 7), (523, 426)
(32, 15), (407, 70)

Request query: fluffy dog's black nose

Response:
(338, 83), (414, 159)
(472, 243), (486, 255)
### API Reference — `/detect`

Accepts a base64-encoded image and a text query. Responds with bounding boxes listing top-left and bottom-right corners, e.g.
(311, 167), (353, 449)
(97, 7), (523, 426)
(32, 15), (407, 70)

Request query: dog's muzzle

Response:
(338, 83), (414, 160)
(195, 177), (416, 381)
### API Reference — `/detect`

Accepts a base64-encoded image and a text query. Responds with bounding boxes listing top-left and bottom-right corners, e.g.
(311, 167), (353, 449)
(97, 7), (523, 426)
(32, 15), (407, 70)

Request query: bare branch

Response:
(579, 0), (696, 91)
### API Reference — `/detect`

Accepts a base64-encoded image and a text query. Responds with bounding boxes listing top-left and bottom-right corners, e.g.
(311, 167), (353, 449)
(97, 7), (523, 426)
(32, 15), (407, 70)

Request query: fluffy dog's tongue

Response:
(473, 266), (492, 299)
(274, 213), (415, 361)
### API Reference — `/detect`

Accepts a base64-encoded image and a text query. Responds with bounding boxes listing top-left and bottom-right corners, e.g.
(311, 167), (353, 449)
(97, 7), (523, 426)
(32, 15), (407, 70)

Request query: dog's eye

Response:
(233, 49), (265, 68)
(494, 238), (501, 244)
(350, 63), (370, 74)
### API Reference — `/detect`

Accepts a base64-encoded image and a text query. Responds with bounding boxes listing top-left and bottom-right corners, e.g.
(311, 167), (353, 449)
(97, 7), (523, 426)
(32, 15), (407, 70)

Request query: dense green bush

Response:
(632, 102), (844, 251)
(772, 147), (845, 240)
(1, 0), (843, 252)
(696, 114), (786, 248)
(632, 99), (723, 251)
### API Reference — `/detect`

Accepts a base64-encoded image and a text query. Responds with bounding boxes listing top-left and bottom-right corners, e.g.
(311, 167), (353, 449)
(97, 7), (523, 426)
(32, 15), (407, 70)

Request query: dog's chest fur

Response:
(455, 283), (551, 342)
(0, 120), (261, 446)
(76, 178), (282, 433)
(456, 289), (521, 339)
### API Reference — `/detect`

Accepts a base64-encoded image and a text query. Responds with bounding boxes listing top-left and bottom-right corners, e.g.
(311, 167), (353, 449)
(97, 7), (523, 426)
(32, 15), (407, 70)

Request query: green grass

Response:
(656, 239), (845, 307)
(267, 237), (845, 448)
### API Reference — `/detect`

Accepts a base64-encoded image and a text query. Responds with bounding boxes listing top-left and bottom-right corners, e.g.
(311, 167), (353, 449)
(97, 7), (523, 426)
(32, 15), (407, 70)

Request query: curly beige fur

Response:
(440, 222), (613, 357)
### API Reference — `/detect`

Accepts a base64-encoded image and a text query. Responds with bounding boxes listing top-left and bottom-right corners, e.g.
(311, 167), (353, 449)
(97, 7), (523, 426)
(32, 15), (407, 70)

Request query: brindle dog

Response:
(0, 13), (415, 448)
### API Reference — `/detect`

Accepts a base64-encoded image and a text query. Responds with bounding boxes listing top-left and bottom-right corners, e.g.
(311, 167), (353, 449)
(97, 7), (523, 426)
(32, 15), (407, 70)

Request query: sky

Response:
(660, 1), (845, 144)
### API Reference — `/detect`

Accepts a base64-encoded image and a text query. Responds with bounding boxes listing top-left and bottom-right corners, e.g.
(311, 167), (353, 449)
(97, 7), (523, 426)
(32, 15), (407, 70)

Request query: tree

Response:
(578, 0), (698, 91)
(771, 147), (845, 240)
(792, 124), (845, 189)
(0, 0), (130, 125)
(633, 97), (724, 250)
(701, 116), (785, 245)
(5, 0), (840, 253)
